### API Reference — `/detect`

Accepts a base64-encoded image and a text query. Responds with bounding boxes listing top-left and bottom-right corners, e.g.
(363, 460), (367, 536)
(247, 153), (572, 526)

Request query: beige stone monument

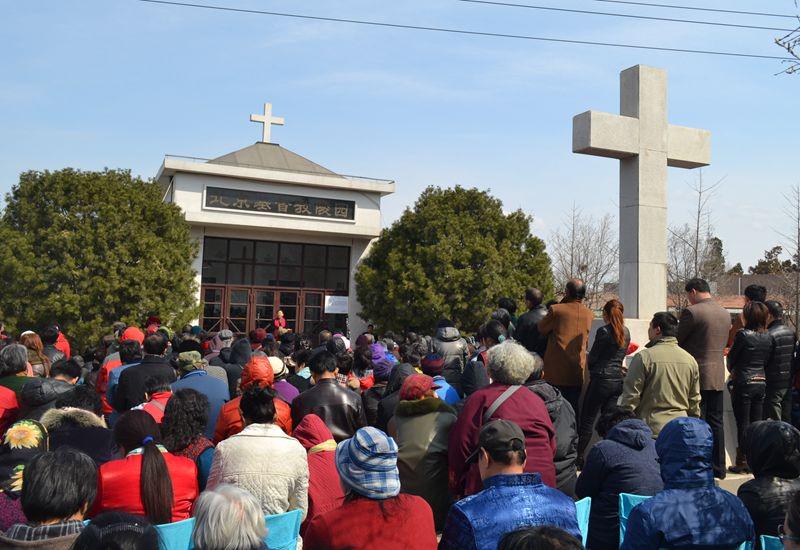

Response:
(573, 64), (711, 321)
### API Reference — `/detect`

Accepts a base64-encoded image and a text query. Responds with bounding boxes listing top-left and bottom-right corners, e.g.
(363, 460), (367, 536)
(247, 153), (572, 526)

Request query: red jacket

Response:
(96, 355), (123, 415)
(0, 386), (18, 435)
(303, 494), (437, 550)
(292, 414), (344, 535)
(448, 383), (557, 497)
(93, 451), (199, 522)
(136, 391), (172, 423)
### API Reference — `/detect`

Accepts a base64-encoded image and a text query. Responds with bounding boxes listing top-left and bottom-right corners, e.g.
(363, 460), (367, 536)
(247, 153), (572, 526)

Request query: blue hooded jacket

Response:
(576, 418), (663, 549)
(621, 417), (754, 549)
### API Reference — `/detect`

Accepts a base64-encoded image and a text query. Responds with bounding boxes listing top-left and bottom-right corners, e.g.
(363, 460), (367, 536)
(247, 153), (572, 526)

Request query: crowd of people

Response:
(0, 277), (800, 549)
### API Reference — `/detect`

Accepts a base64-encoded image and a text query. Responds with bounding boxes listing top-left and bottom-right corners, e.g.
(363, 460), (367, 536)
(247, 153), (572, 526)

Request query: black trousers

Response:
(700, 390), (725, 478)
(732, 383), (766, 451)
(764, 386), (791, 422)
(555, 385), (582, 419)
(577, 375), (623, 460)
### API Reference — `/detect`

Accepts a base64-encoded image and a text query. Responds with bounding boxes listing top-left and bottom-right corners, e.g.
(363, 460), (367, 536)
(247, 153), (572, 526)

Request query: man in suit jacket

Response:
(537, 279), (594, 415)
(677, 277), (731, 479)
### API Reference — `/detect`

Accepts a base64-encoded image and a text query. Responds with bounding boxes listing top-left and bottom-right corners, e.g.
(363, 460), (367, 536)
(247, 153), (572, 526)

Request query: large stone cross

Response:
(573, 64), (711, 320)
(250, 102), (285, 143)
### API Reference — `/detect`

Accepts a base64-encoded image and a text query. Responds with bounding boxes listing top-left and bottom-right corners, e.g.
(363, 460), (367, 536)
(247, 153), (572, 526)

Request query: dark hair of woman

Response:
(72, 511), (160, 550)
(336, 353), (354, 377)
(240, 385), (277, 424)
(499, 526), (583, 550)
(481, 320), (507, 346)
(743, 301), (769, 332)
(596, 406), (638, 438)
(22, 448), (97, 523)
(113, 410), (174, 525)
(353, 346), (373, 378)
(161, 388), (209, 452)
(603, 299), (627, 348)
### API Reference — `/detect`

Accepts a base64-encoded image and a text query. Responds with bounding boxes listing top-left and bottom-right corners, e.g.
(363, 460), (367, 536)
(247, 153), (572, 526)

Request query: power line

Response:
(587, 0), (798, 20)
(134, 0), (795, 61)
(456, 0), (796, 32)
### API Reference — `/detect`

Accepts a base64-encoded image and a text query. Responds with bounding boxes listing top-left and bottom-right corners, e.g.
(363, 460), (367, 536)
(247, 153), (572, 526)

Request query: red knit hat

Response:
(400, 374), (440, 401)
(121, 326), (145, 345)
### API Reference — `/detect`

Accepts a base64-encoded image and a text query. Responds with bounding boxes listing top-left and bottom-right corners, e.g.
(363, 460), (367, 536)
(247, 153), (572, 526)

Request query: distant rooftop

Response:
(208, 142), (339, 176)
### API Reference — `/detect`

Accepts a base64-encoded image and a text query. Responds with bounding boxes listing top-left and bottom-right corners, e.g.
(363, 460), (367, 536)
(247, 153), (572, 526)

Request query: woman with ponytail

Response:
(92, 410), (199, 524)
(576, 299), (630, 467)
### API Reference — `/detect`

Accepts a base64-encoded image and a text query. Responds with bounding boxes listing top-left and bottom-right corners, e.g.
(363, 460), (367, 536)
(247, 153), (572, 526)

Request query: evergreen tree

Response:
(355, 186), (553, 334)
(0, 168), (198, 347)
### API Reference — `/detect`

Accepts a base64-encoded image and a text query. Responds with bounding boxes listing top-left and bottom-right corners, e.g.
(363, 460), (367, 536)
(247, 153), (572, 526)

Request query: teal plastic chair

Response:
(619, 493), (651, 544)
(761, 535), (782, 550)
(575, 497), (591, 547)
(155, 517), (195, 550)
(265, 509), (302, 550)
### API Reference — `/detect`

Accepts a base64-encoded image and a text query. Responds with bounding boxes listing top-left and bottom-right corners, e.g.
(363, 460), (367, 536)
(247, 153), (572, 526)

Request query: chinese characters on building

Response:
(205, 187), (355, 220)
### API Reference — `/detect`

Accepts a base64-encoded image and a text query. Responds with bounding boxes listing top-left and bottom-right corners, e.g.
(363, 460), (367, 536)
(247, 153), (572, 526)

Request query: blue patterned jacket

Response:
(438, 473), (580, 550)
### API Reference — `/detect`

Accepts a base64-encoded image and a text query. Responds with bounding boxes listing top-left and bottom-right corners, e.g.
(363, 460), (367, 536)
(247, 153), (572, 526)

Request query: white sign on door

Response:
(324, 295), (348, 314)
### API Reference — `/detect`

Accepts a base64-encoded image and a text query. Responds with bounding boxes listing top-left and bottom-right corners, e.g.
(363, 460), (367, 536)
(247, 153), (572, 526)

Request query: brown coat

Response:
(677, 298), (732, 391)
(537, 300), (594, 387)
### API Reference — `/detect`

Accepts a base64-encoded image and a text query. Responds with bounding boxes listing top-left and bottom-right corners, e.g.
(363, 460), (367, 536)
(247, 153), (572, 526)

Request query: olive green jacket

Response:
(620, 336), (701, 437)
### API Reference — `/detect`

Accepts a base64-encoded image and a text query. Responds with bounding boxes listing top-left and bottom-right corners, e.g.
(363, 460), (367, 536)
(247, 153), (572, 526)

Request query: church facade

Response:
(156, 104), (395, 338)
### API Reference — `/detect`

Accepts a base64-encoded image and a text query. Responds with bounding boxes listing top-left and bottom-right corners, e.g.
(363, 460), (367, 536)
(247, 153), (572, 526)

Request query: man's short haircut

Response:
(744, 284), (767, 303)
(50, 358), (82, 380)
(498, 297), (517, 316)
(41, 325), (60, 346)
(596, 406), (638, 438)
(485, 438), (526, 467)
(684, 278), (710, 293)
(56, 385), (103, 416)
(491, 309), (512, 329)
(436, 319), (455, 329)
(22, 448), (97, 523)
(525, 288), (544, 307)
(308, 350), (338, 375)
(144, 375), (172, 396)
(765, 300), (784, 320)
(318, 330), (332, 346)
(118, 339), (143, 365)
(650, 312), (679, 337)
(0, 344), (28, 376)
(192, 484), (267, 550)
(565, 279), (586, 300)
(239, 385), (277, 424)
(499, 526), (583, 550)
(143, 333), (168, 356)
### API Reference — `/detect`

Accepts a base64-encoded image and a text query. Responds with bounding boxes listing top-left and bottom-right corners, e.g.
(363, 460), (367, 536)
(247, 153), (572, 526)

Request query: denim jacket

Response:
(439, 473), (580, 550)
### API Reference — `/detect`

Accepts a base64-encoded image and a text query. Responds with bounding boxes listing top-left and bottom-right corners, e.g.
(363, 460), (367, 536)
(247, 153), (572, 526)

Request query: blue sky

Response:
(1, 0), (797, 269)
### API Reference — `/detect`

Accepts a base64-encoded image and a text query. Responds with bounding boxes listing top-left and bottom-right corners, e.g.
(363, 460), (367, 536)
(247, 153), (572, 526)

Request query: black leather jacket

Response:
(767, 320), (796, 389)
(728, 329), (774, 384)
(588, 324), (631, 379)
(738, 421), (800, 537)
(290, 378), (367, 442)
(515, 305), (548, 356)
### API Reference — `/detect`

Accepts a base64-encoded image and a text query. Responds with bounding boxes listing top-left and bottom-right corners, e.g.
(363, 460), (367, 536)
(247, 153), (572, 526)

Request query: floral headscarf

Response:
(0, 420), (48, 496)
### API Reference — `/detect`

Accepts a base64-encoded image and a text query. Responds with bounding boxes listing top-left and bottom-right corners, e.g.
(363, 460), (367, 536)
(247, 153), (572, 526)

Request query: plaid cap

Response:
(335, 427), (400, 500)
(400, 374), (440, 401)
(466, 419), (526, 464)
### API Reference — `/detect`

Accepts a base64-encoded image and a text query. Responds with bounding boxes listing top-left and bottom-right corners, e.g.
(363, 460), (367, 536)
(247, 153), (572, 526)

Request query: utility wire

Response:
(456, 0), (796, 32)
(134, 0), (795, 61)
(587, 0), (797, 20)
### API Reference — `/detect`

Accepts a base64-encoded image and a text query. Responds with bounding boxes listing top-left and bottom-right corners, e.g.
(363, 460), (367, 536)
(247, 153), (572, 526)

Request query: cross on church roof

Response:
(250, 103), (284, 143)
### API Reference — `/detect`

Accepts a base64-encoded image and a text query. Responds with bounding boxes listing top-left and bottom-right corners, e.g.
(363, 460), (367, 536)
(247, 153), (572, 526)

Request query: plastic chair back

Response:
(760, 535), (782, 550)
(619, 493), (651, 544)
(265, 509), (302, 550)
(575, 497), (591, 547)
(155, 517), (195, 550)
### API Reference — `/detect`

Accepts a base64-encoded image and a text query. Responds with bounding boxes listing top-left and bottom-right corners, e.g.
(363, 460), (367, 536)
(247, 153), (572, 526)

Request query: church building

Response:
(156, 103), (395, 338)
